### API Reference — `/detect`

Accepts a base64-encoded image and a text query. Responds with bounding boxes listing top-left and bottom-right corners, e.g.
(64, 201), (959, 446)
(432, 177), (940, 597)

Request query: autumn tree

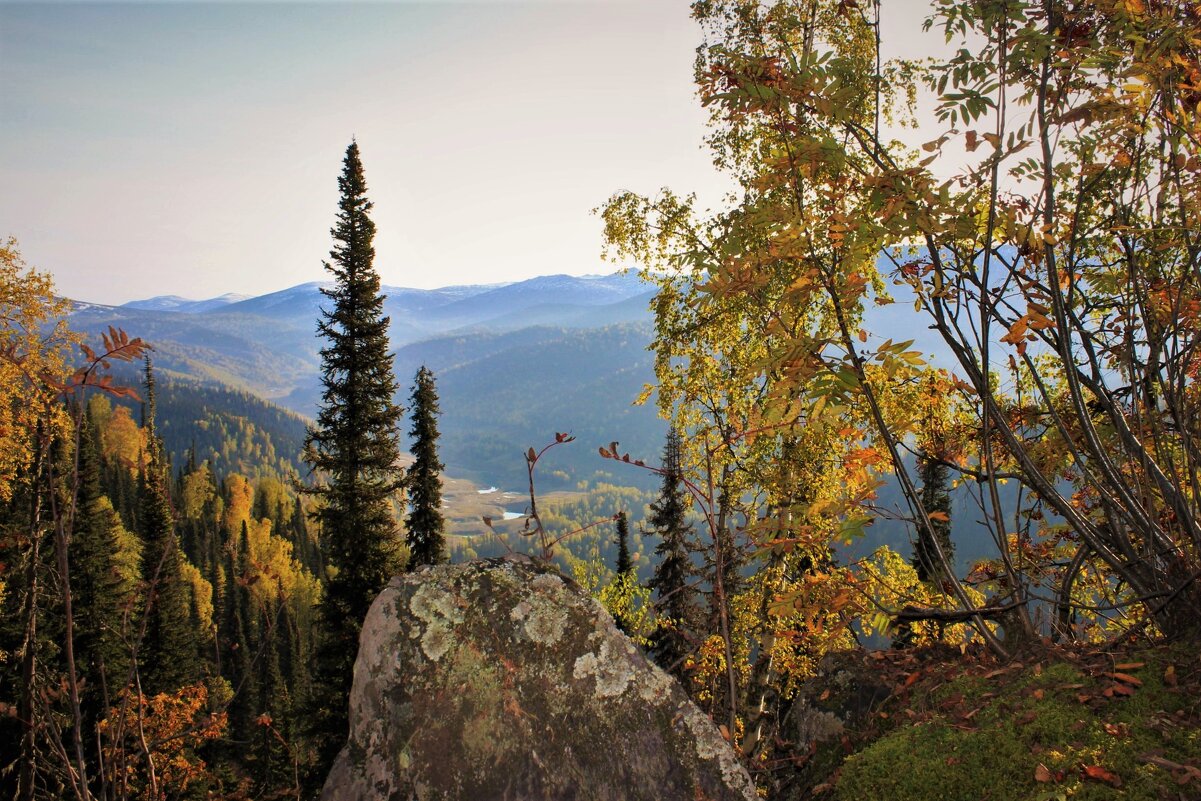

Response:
(405, 365), (446, 569)
(304, 141), (406, 772)
(608, 0), (1201, 649)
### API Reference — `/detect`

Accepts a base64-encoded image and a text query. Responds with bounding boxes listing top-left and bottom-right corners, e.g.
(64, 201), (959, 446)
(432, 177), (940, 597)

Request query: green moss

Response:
(837, 650), (1201, 801)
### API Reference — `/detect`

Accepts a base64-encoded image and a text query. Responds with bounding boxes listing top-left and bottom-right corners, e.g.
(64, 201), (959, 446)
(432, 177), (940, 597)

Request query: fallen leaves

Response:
(1033, 757), (1069, 785)
(1105, 671), (1143, 686)
(1102, 722), (1130, 737)
(1097, 670), (1142, 699)
(1141, 754), (1201, 786)
(1164, 665), (1178, 687)
(1081, 764), (1123, 788)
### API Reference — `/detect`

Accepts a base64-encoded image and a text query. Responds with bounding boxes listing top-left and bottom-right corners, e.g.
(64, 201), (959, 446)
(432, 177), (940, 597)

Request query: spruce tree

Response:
(893, 452), (954, 648)
(612, 510), (634, 635)
(71, 413), (132, 714)
(222, 524), (257, 746)
(304, 141), (406, 771)
(405, 365), (446, 569)
(614, 510), (632, 578)
(646, 428), (699, 680)
(914, 453), (953, 585)
(138, 359), (197, 694)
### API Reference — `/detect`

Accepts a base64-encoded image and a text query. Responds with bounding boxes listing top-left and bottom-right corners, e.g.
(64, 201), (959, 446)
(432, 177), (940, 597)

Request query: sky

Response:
(1, 0), (733, 304)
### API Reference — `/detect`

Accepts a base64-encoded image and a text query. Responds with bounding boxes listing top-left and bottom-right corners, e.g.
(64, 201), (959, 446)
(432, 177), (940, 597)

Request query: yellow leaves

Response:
(857, 545), (988, 646)
(180, 559), (214, 631)
(100, 405), (149, 474)
(223, 473), (255, 536)
(1001, 306), (1057, 355)
(0, 238), (76, 501)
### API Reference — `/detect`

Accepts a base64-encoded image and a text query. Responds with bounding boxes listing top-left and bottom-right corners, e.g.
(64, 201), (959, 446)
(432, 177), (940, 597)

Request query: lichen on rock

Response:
(320, 556), (758, 801)
(572, 630), (636, 698)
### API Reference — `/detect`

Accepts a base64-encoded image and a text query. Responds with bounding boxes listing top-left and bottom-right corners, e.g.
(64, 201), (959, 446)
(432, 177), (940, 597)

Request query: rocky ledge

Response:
(321, 556), (757, 801)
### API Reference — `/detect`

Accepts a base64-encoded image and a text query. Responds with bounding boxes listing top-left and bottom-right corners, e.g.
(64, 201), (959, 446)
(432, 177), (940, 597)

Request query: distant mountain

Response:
(207, 273), (648, 341)
(122, 292), (251, 313)
(70, 272), (664, 490)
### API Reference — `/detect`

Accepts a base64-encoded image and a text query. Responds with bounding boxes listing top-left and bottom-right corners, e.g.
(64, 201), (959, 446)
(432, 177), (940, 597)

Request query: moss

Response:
(836, 649), (1201, 801)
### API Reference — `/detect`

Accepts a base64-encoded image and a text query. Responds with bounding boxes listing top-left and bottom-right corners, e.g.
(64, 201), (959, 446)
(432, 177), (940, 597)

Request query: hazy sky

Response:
(1, 1), (732, 304)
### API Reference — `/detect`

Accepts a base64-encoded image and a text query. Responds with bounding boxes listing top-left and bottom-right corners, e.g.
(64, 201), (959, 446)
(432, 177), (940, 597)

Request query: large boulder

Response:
(321, 556), (757, 801)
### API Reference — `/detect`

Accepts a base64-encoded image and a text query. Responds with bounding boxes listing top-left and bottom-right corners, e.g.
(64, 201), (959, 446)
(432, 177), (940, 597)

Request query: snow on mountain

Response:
(122, 292), (251, 313)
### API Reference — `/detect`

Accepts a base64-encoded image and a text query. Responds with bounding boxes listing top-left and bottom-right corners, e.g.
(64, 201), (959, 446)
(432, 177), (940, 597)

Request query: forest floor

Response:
(802, 639), (1201, 801)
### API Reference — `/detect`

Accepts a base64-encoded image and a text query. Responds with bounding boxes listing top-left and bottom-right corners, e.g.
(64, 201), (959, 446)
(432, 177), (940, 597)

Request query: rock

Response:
(786, 651), (893, 751)
(321, 556), (757, 801)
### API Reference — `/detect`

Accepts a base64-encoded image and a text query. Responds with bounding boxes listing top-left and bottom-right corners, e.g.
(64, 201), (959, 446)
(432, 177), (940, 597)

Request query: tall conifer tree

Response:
(304, 141), (405, 770)
(72, 413), (133, 714)
(405, 365), (445, 569)
(138, 358), (197, 694)
(646, 428), (699, 680)
(612, 510), (634, 635)
(224, 522), (258, 749)
(614, 510), (632, 578)
(914, 454), (953, 585)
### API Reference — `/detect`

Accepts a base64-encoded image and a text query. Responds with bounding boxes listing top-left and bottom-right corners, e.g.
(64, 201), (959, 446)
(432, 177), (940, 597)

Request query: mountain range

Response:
(69, 272), (664, 491)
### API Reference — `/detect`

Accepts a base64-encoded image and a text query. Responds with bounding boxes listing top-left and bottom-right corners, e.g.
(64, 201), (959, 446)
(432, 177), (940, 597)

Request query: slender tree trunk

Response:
(46, 441), (93, 801)
(18, 429), (46, 801)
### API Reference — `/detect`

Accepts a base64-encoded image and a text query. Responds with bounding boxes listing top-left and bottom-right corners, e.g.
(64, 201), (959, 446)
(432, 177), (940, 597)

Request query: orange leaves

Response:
(1000, 306), (1056, 355)
(1104, 671), (1143, 687)
(101, 683), (226, 799)
(1103, 722), (1130, 737)
(1099, 670), (1142, 698)
(1000, 317), (1032, 346)
(1082, 764), (1123, 787)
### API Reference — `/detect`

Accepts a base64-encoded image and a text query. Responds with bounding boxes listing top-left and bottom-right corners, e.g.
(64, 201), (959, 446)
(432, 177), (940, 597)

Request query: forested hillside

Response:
(101, 367), (310, 480)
